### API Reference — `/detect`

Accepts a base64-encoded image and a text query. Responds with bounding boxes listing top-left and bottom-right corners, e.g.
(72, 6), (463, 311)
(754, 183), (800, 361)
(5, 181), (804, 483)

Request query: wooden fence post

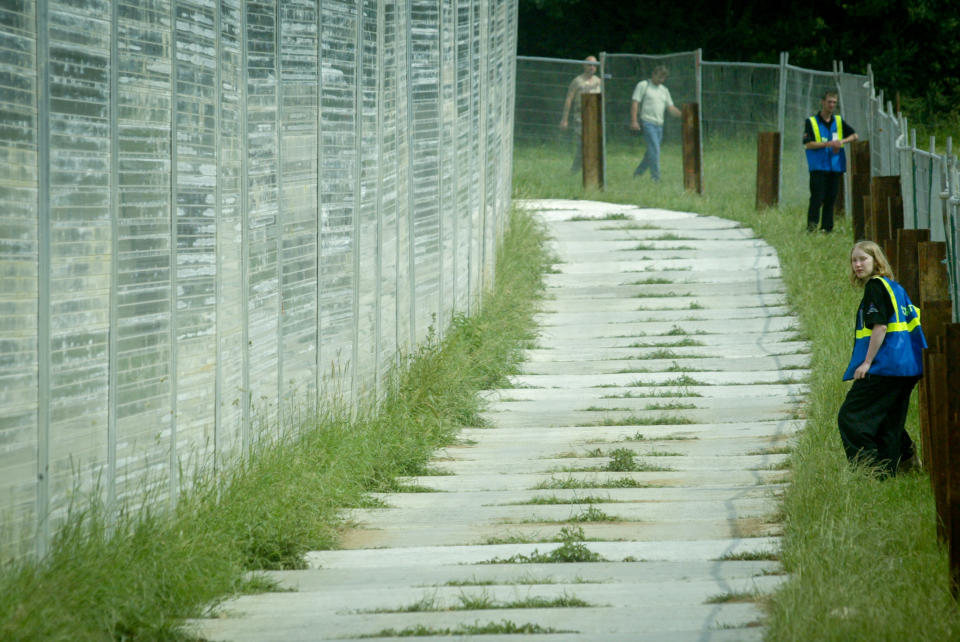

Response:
(581, 93), (603, 189)
(946, 324), (960, 597)
(756, 132), (780, 209)
(919, 242), (951, 303)
(862, 195), (872, 241)
(896, 229), (929, 304)
(869, 176), (903, 243)
(925, 349), (948, 543)
(850, 141), (870, 238)
(917, 240), (951, 488)
(682, 103), (702, 194)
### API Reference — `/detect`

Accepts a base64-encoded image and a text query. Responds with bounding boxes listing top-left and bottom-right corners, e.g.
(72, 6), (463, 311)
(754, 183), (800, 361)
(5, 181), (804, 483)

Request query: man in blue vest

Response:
(803, 91), (858, 233)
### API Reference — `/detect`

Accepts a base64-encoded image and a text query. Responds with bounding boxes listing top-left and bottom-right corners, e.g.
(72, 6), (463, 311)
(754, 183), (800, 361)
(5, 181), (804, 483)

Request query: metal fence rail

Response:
(0, 0), (517, 557)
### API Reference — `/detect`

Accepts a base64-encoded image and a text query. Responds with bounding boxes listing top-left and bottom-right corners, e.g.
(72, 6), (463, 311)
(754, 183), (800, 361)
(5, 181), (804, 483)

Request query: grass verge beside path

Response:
(0, 207), (553, 641)
(514, 140), (960, 641)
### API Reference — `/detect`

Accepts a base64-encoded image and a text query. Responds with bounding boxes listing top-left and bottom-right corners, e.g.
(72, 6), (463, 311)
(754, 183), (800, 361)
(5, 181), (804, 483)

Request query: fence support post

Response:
(919, 242), (951, 303)
(947, 324), (960, 597)
(925, 349), (948, 542)
(868, 176), (903, 243)
(755, 132), (780, 209)
(850, 141), (870, 238)
(581, 92), (603, 189)
(682, 103), (702, 194)
(896, 229), (929, 304)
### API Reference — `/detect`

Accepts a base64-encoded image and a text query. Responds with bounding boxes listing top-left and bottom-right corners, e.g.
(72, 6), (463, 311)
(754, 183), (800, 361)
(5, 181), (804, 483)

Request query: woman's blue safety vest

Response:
(806, 115), (846, 173)
(843, 276), (926, 380)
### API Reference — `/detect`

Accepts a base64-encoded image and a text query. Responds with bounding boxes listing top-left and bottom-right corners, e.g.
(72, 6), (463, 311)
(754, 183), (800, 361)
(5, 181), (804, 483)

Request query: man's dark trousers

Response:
(808, 170), (841, 232)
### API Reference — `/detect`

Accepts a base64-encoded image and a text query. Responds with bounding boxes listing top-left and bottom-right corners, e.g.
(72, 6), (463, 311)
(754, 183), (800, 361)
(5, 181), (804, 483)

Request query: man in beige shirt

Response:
(560, 55), (602, 172)
(629, 65), (681, 182)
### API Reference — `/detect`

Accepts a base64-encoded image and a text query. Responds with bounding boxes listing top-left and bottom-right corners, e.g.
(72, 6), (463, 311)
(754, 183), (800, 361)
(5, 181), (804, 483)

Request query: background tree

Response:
(518, 0), (960, 127)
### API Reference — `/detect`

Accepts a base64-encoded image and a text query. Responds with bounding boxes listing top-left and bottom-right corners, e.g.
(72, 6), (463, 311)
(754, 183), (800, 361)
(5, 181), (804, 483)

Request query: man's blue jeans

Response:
(634, 121), (663, 181)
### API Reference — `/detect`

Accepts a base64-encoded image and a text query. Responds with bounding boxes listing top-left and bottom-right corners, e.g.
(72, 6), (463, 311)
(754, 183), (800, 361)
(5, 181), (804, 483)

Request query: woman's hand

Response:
(853, 360), (871, 379)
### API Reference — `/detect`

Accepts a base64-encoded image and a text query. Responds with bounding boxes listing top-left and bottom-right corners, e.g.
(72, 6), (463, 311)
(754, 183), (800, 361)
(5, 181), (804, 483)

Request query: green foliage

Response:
(605, 448), (639, 472)
(518, 0), (960, 125)
(532, 476), (656, 490)
(370, 589), (592, 613)
(486, 526), (605, 564)
(359, 619), (572, 637)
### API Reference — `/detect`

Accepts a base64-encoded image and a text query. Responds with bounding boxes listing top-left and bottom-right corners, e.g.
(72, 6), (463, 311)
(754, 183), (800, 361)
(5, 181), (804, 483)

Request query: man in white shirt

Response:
(629, 66), (681, 182)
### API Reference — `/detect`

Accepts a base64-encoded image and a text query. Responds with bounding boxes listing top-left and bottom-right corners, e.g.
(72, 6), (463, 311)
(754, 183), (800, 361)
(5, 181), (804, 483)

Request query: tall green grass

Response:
(514, 137), (960, 641)
(0, 206), (552, 641)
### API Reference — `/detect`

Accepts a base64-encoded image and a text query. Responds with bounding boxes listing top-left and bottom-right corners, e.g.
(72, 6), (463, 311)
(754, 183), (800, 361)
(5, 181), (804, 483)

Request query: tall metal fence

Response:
(0, 0), (517, 557)
(514, 51), (959, 319)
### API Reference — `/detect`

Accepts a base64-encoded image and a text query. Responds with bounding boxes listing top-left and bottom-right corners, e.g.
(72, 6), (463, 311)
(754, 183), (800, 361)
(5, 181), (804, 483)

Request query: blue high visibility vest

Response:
(806, 115), (846, 172)
(843, 276), (926, 380)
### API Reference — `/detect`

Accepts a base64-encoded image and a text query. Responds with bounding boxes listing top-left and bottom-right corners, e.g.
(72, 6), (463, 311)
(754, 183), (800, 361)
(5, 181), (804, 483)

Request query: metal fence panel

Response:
(0, 0), (515, 557)
(377, 0), (400, 385)
(46, 2), (114, 527)
(0, 0), (39, 555)
(215, 0), (245, 459)
(318, 0), (358, 398)
(279, 0), (320, 410)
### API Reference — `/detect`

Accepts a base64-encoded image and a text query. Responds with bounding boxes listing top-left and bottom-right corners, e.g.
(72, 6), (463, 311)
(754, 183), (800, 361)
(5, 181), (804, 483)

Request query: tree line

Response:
(519, 0), (959, 127)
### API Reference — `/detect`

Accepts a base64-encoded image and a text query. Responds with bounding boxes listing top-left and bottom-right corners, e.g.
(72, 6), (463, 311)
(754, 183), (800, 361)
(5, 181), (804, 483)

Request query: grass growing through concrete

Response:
(0, 206), (553, 641)
(531, 476), (659, 490)
(514, 138), (960, 639)
(357, 620), (573, 637)
(363, 590), (593, 613)
(586, 414), (694, 426)
(483, 526), (606, 564)
(504, 494), (620, 505)
(442, 574), (601, 586)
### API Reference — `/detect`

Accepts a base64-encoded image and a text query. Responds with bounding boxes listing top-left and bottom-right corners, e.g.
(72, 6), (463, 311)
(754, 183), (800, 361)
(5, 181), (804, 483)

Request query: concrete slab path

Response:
(192, 200), (806, 641)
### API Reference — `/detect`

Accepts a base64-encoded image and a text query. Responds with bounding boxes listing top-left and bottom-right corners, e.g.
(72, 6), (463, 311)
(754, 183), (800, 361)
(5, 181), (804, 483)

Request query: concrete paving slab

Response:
(200, 577), (785, 619)
(533, 307), (795, 327)
(532, 316), (799, 338)
(194, 603), (768, 641)
(518, 356), (808, 376)
(546, 280), (786, 298)
(304, 537), (782, 568)
(483, 382), (808, 400)
(192, 200), (803, 642)
(457, 419), (802, 441)
(540, 295), (789, 313)
(398, 470), (790, 493)
(255, 558), (781, 591)
(552, 257), (784, 275)
(507, 370), (807, 387)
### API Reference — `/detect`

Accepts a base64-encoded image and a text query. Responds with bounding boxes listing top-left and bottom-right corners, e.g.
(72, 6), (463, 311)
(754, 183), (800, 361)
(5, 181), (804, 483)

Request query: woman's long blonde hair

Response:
(850, 240), (894, 286)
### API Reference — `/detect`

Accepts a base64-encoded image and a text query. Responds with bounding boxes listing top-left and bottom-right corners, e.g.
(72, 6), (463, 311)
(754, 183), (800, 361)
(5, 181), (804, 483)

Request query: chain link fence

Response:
(0, 0), (516, 557)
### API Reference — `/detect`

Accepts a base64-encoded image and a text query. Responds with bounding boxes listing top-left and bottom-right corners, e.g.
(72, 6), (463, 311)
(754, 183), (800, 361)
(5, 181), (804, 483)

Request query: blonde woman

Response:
(837, 241), (926, 475)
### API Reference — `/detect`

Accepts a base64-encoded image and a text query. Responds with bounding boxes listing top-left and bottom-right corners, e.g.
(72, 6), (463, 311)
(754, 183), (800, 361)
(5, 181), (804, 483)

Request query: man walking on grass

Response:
(629, 65), (681, 183)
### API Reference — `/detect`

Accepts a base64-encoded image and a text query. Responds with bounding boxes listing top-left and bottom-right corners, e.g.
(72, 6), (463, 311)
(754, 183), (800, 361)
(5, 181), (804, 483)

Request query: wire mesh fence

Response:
(0, 0), (516, 557)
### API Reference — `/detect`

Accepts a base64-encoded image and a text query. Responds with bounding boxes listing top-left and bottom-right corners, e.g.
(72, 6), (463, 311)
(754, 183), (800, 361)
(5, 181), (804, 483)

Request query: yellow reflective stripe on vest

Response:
(854, 316), (921, 339)
(809, 115), (843, 143)
(853, 276), (921, 338)
(877, 277), (901, 323)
